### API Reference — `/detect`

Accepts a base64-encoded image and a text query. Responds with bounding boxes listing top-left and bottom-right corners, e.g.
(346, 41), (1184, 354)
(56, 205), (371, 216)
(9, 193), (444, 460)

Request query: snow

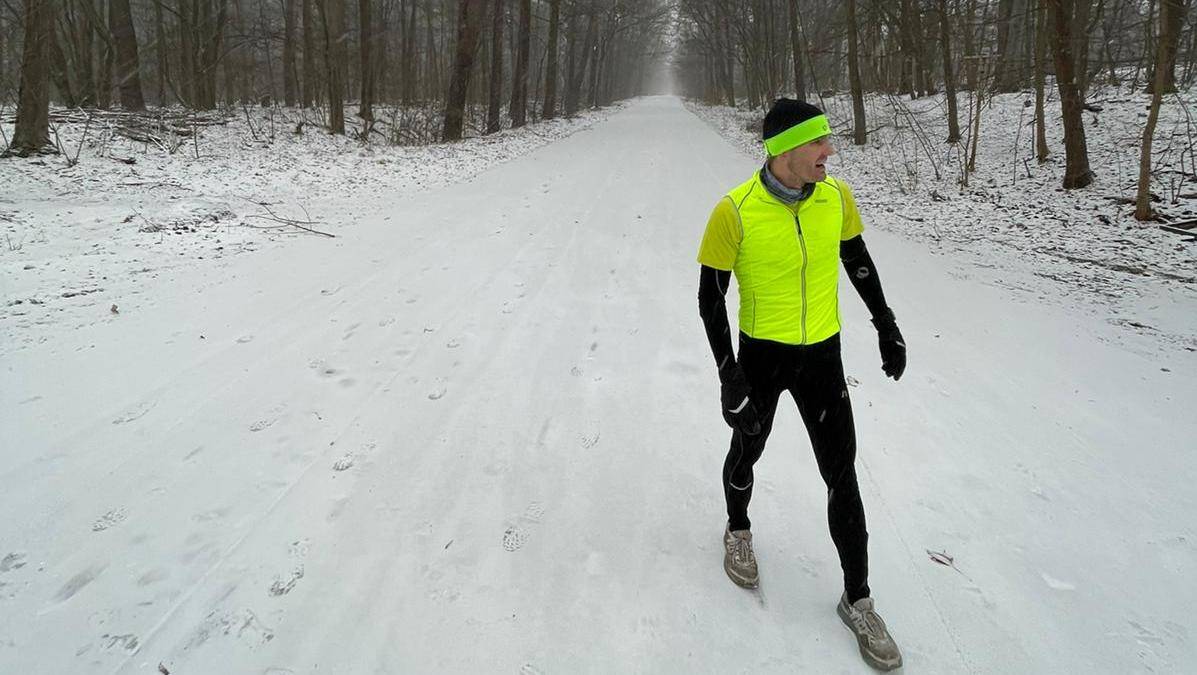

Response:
(2, 96), (1195, 673)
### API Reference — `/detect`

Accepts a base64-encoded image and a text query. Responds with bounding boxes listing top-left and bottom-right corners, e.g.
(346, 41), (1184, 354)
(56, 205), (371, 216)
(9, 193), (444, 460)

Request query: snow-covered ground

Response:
(1, 103), (622, 353)
(2, 96), (1195, 673)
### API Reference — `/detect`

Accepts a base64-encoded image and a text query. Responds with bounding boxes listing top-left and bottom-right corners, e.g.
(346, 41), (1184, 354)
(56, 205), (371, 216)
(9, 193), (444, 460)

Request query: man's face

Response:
(776, 135), (836, 185)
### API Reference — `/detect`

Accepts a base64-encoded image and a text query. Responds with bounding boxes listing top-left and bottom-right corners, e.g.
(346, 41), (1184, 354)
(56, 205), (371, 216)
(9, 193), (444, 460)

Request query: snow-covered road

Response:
(3, 96), (1194, 673)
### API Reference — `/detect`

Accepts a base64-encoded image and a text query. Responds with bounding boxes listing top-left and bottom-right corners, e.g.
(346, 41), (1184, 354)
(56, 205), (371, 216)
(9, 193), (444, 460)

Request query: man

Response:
(696, 98), (907, 671)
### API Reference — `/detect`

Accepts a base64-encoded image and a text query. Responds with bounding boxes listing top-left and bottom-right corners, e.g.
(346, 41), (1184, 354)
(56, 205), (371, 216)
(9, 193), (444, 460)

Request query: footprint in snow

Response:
(269, 540), (309, 597)
(502, 502), (546, 552)
(308, 359), (339, 378)
(52, 563), (107, 602)
(100, 633), (139, 653)
(92, 508), (128, 532)
(502, 527), (529, 552)
(523, 502), (545, 523)
(112, 401), (154, 425)
(0, 552), (27, 573)
(249, 418), (276, 432)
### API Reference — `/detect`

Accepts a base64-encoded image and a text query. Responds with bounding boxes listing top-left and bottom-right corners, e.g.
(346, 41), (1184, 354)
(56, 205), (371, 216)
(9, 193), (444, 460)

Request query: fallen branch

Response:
(241, 199), (335, 238)
(1160, 225), (1197, 240)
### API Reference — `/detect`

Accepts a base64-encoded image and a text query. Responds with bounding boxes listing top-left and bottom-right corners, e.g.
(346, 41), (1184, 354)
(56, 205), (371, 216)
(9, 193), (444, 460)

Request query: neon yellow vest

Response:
(727, 173), (845, 345)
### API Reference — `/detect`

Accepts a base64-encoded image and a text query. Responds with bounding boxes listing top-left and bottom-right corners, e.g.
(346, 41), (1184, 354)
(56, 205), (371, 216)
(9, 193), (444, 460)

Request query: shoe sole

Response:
(723, 554), (759, 589)
(837, 601), (903, 671)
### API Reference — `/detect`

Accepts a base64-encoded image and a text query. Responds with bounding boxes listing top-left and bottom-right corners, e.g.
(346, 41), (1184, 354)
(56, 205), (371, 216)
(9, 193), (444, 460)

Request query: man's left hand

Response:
(872, 310), (906, 381)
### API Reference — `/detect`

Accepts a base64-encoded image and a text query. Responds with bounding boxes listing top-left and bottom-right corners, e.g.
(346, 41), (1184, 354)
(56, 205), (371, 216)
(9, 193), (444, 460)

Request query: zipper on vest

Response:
(795, 215), (808, 344)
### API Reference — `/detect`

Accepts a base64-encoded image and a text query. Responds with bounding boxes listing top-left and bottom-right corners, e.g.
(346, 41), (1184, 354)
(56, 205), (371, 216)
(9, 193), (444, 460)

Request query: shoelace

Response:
(850, 606), (890, 645)
(731, 537), (755, 567)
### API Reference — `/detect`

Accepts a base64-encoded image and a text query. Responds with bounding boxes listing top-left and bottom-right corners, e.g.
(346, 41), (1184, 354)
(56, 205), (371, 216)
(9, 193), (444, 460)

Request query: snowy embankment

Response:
(687, 89), (1197, 352)
(1, 97), (1194, 674)
(0, 104), (622, 354)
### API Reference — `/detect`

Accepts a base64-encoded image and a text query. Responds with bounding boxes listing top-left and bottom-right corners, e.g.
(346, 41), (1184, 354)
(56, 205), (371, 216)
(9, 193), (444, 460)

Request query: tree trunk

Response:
(302, 0), (317, 105)
(485, 0), (503, 132)
(564, 0), (578, 115)
(403, 0), (416, 104)
(509, 0), (530, 127)
(317, 0), (346, 132)
(1035, 0), (1049, 162)
(939, 0), (961, 142)
(1137, 0), (1188, 219)
(1072, 0), (1092, 97)
(49, 23), (78, 106)
(1048, 0), (1094, 188)
(283, 0), (298, 105)
(196, 0), (228, 109)
(721, 4), (734, 106)
(786, 0), (804, 100)
(1147, 0), (1187, 93)
(98, 0), (113, 108)
(846, 0), (866, 145)
(542, 0), (560, 119)
(7, 0), (56, 156)
(259, 0), (277, 104)
(993, 0), (1017, 91)
(359, 0), (375, 122)
(425, 2), (440, 103)
(580, 6), (598, 109)
(898, 0), (916, 96)
(155, 0), (166, 105)
(443, 0), (484, 140)
(177, 0), (194, 106)
(68, 0), (98, 107)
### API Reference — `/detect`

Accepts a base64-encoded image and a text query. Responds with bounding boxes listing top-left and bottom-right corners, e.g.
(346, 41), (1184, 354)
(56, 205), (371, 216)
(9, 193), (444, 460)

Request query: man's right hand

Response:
(720, 365), (761, 435)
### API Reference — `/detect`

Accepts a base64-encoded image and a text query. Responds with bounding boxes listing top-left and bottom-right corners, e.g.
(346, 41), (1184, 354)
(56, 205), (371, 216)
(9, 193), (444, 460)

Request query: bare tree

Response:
(302, 0), (317, 105)
(939, 0), (961, 143)
(316, 0), (346, 132)
(846, 0), (866, 145)
(109, 0), (145, 109)
(1137, 0), (1189, 220)
(6, 0), (56, 157)
(1034, 0), (1049, 162)
(786, 0), (804, 100)
(542, 0), (560, 119)
(359, 0), (375, 124)
(443, 0), (485, 140)
(1048, 0), (1094, 189)
(1148, 0), (1187, 93)
(282, 0), (297, 105)
(509, 0), (530, 127)
(486, 0), (504, 133)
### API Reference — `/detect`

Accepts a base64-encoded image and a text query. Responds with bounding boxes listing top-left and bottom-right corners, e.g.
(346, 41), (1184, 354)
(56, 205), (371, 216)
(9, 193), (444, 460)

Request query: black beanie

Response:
(762, 98), (825, 141)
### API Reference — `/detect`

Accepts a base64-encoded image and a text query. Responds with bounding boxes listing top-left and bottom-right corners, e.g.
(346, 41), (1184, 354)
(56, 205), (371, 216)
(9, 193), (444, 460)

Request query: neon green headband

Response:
(763, 114), (831, 156)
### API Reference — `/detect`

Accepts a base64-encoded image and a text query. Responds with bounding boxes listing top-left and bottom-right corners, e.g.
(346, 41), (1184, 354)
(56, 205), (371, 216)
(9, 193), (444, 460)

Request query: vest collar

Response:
(759, 163), (815, 205)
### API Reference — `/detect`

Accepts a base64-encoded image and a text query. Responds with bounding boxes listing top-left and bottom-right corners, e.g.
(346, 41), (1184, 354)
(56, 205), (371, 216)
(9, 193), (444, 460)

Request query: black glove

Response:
(871, 309), (907, 381)
(720, 364), (761, 435)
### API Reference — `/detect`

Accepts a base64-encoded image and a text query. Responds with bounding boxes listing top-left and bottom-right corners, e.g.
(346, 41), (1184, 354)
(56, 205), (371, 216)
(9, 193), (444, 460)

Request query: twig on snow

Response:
(926, 549), (972, 581)
(241, 198), (335, 238)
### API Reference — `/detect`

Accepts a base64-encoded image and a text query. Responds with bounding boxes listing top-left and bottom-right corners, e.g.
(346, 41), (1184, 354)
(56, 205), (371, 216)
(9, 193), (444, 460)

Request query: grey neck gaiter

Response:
(761, 162), (814, 205)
